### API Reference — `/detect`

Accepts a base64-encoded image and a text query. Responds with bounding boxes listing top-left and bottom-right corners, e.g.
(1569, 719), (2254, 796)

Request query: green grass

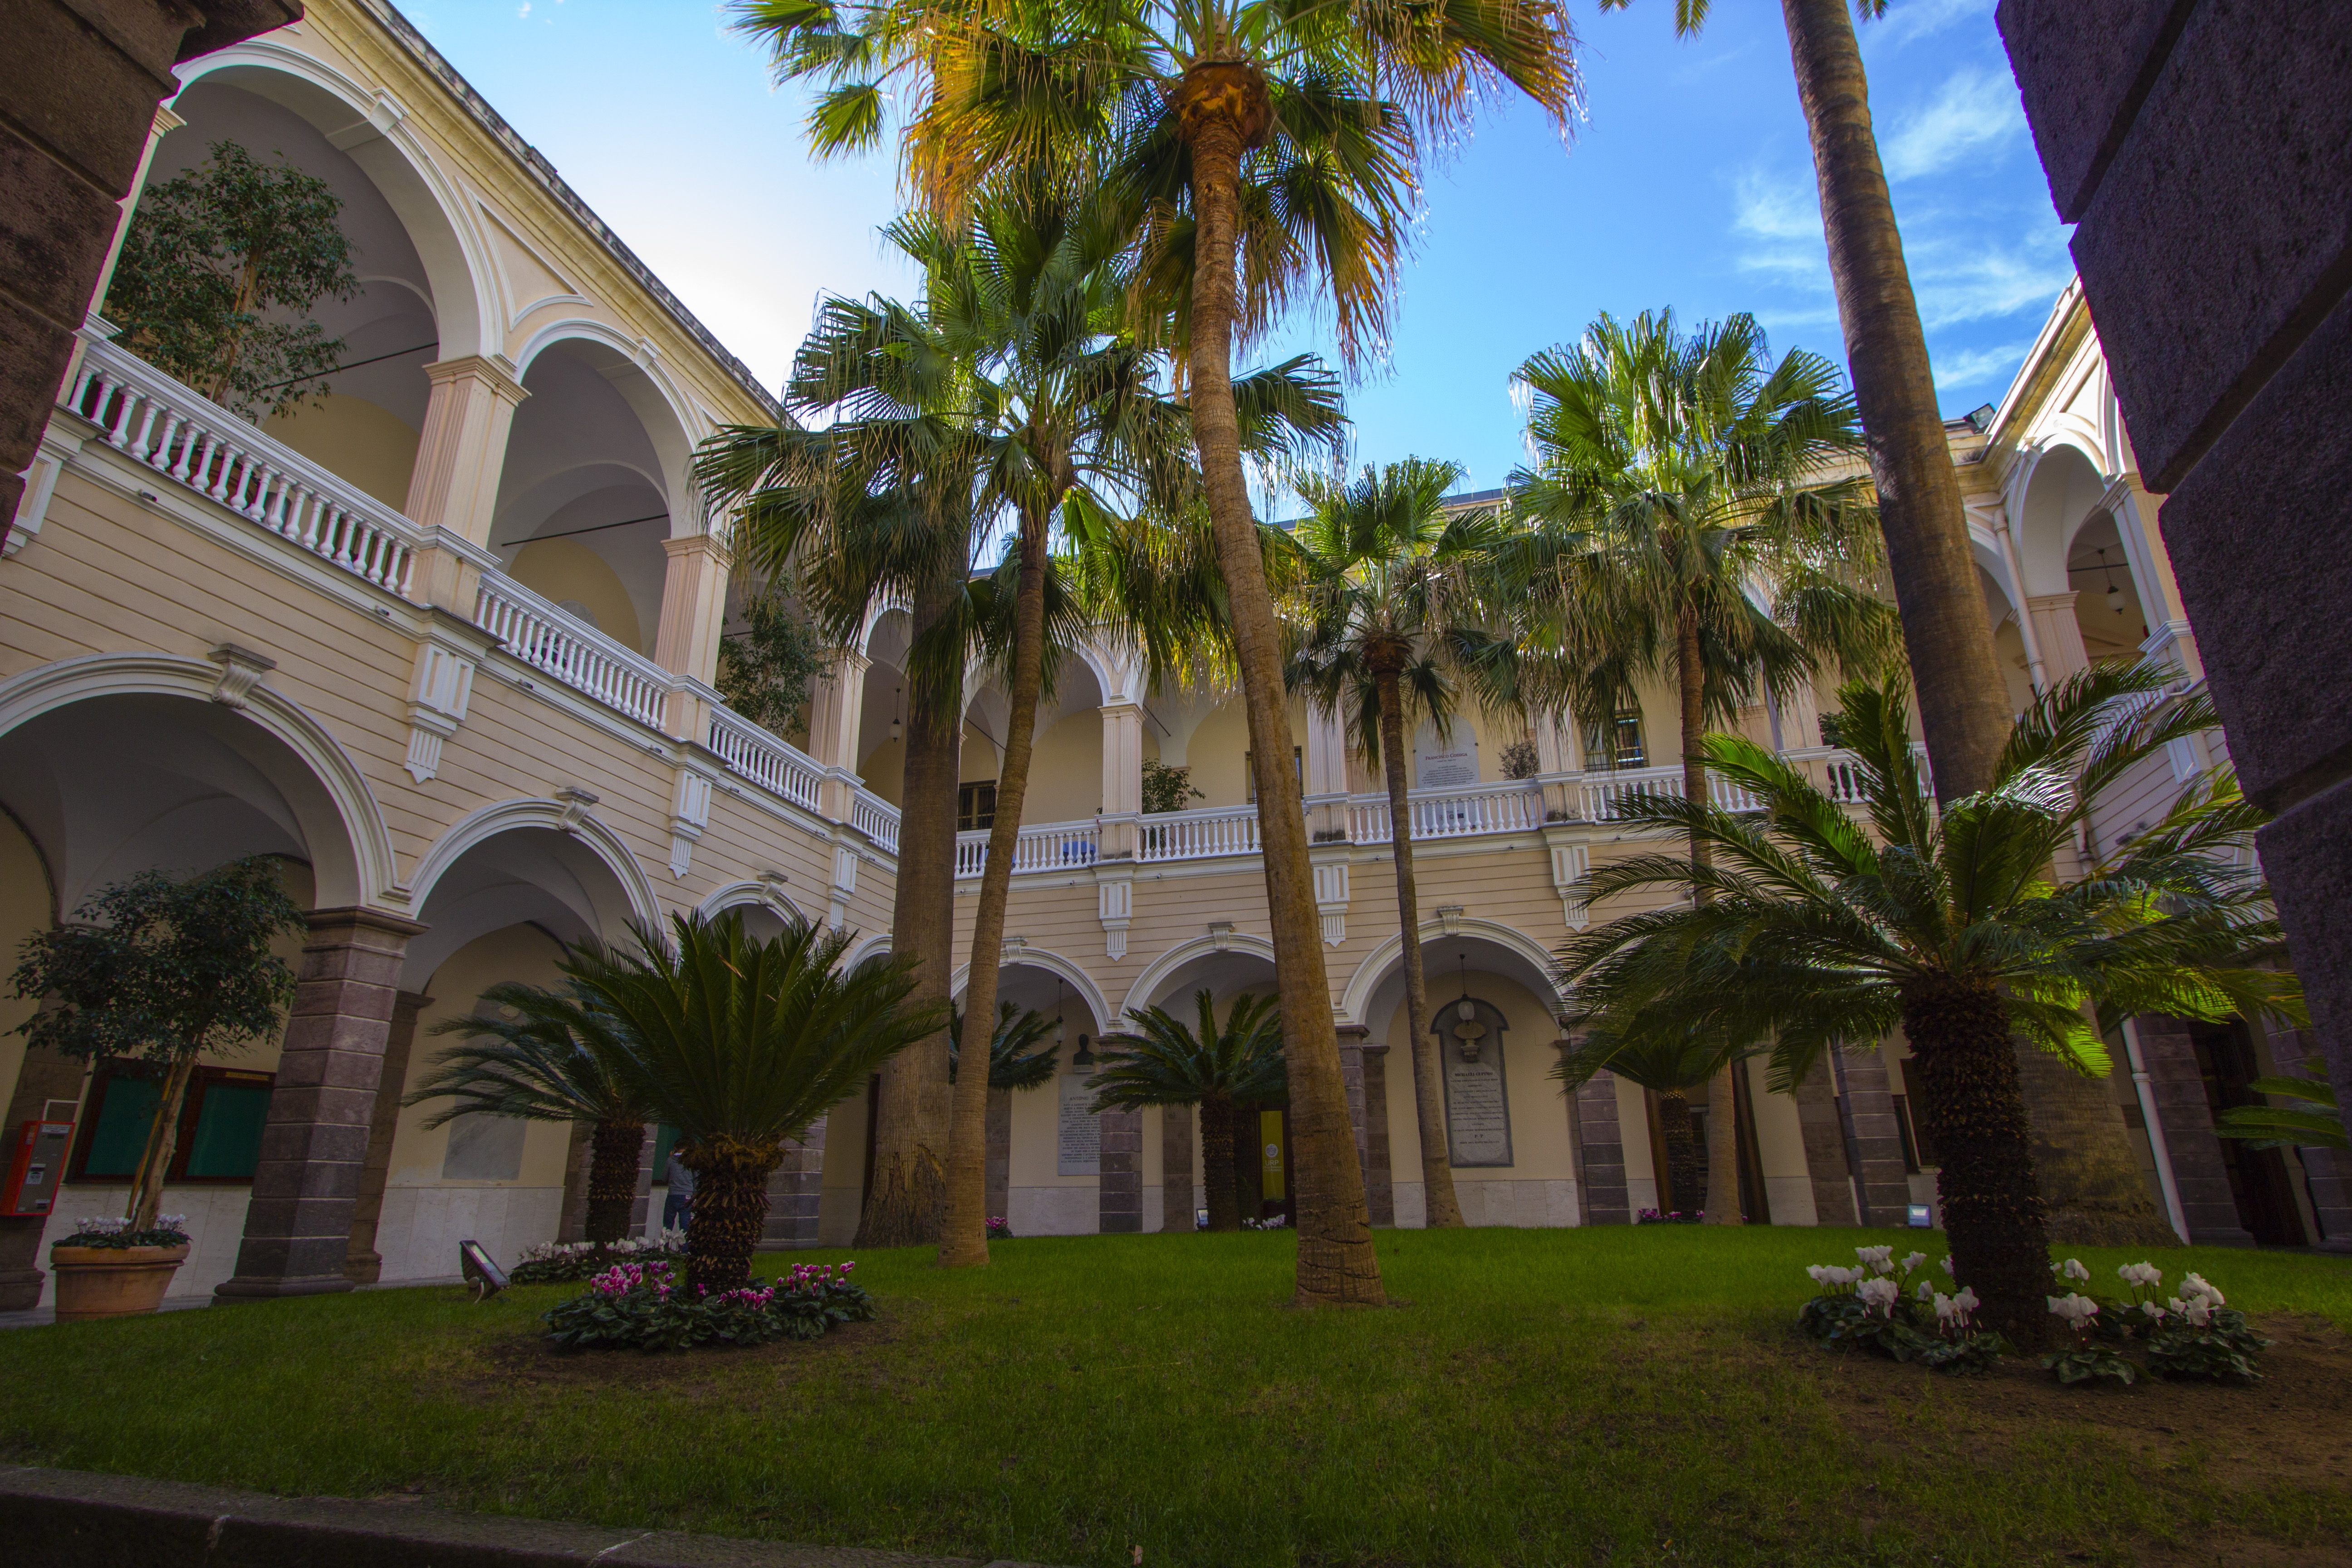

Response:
(3, 1227), (2348, 1567)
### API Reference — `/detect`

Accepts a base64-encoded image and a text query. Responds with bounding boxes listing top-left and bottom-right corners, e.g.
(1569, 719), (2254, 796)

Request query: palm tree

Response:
(573, 910), (944, 1294)
(405, 979), (649, 1248)
(1280, 456), (1531, 1231)
(734, 0), (1582, 1307)
(1596, 0), (2010, 804)
(1513, 307), (1894, 1225)
(1088, 990), (1288, 1232)
(1556, 663), (2305, 1346)
(1553, 1021), (1752, 1219)
(949, 1000), (1061, 1094)
(2213, 1062), (2343, 1153)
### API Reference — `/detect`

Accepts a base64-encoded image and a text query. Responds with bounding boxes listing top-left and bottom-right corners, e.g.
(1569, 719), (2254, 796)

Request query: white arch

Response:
(405, 796), (662, 934)
(841, 931), (894, 972)
(951, 945), (1112, 1031)
(511, 318), (706, 529)
(2005, 437), (2117, 597)
(856, 591), (913, 657)
(694, 879), (808, 925)
(1117, 931), (1281, 1023)
(0, 652), (395, 909)
(173, 44), (498, 358)
(1339, 917), (1566, 1028)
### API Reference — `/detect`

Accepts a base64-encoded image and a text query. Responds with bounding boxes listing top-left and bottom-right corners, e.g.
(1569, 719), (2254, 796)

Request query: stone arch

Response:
(510, 319), (705, 525)
(950, 944), (1112, 1032)
(0, 652), (392, 911)
(1339, 917), (1565, 1030)
(402, 797), (662, 985)
(2008, 439), (2115, 598)
(694, 878), (808, 927)
(1117, 931), (1282, 1023)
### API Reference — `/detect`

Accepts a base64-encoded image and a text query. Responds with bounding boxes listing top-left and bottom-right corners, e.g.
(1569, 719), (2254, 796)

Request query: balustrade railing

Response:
(852, 788), (901, 853)
(1136, 803), (1263, 863)
(474, 571), (670, 730)
(67, 337), (418, 598)
(956, 818), (1101, 877)
(706, 706), (826, 813)
(1579, 764), (1767, 821)
(1345, 780), (1543, 845)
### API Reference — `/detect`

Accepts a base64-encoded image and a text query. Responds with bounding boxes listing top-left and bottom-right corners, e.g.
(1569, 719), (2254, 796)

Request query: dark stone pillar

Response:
(2132, 1015), (2257, 1246)
(1361, 1043), (1394, 1227)
(1, 1), (299, 533)
(2301, 1146), (2352, 1249)
(1573, 1070), (1630, 1226)
(628, 1123), (656, 1237)
(0, 1039), (86, 1310)
(1793, 1059), (1860, 1227)
(1828, 1048), (1914, 1227)
(1999, 0), (2352, 1169)
(343, 989), (428, 1284)
(1335, 1024), (1394, 1224)
(759, 1117), (825, 1250)
(215, 907), (423, 1301)
(1158, 1102), (1193, 1233)
(555, 1122), (593, 1245)
(1097, 1108), (1141, 1234)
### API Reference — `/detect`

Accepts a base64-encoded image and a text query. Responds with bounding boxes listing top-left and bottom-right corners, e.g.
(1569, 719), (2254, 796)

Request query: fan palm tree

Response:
(1553, 1020), (1753, 1219)
(1596, 0), (2010, 804)
(1089, 990), (1289, 1231)
(405, 980), (650, 1248)
(949, 1000), (1062, 1093)
(734, 0), (1582, 1307)
(1280, 456), (1532, 1230)
(1513, 307), (1895, 1225)
(571, 910), (944, 1294)
(1556, 663), (2305, 1346)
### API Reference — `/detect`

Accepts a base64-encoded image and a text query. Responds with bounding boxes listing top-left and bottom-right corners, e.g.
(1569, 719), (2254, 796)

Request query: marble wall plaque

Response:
(1437, 999), (1513, 1166)
(1057, 1073), (1102, 1176)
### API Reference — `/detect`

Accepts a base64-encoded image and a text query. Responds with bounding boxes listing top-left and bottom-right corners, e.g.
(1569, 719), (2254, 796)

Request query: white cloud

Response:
(1902, 225), (2076, 329)
(1931, 339), (2030, 389)
(1872, 0), (1994, 49)
(516, 2), (529, 16)
(1882, 66), (2027, 181)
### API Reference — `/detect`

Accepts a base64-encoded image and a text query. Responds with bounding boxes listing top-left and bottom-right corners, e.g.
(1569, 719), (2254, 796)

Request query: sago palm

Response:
(1597, 0), (2011, 803)
(1088, 990), (1288, 1232)
(949, 1000), (1062, 1093)
(1557, 663), (2304, 1347)
(1513, 306), (1893, 1225)
(572, 911), (944, 1294)
(1279, 456), (1530, 1230)
(406, 979), (650, 1247)
(735, 0), (1582, 1306)
(1553, 1019), (1752, 1220)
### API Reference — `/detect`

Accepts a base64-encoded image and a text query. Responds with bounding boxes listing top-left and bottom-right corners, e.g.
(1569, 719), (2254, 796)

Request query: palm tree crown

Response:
(1089, 989), (1286, 1231)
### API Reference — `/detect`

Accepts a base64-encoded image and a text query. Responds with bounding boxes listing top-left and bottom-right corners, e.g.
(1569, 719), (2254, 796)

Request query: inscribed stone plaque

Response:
(1057, 1073), (1102, 1176)
(1414, 721), (1480, 790)
(1437, 999), (1513, 1166)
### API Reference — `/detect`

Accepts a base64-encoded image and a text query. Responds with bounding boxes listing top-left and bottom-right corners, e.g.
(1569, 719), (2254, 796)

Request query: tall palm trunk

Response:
(1179, 63), (1382, 1305)
(127, 1055), (199, 1231)
(1900, 974), (2051, 1350)
(1375, 666), (1463, 1229)
(1779, 0), (2009, 805)
(585, 1118), (644, 1247)
(1673, 603), (1742, 1226)
(685, 1137), (785, 1295)
(941, 508), (1050, 1268)
(1656, 1088), (1703, 1216)
(1200, 1090), (1240, 1232)
(858, 573), (965, 1248)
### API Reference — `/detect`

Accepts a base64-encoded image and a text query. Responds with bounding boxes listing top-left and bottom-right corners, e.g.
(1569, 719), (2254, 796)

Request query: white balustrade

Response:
(705, 705), (827, 814)
(851, 788), (901, 853)
(1136, 804), (1263, 863)
(1346, 780), (1543, 845)
(956, 818), (1101, 877)
(1579, 764), (1766, 821)
(67, 336), (418, 598)
(474, 571), (670, 730)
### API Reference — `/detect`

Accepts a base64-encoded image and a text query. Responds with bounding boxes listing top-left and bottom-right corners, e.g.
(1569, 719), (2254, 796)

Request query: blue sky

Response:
(400, 0), (2072, 493)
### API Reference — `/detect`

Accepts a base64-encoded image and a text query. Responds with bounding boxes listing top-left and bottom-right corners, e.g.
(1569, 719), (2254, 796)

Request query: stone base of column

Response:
(986, 1089), (1012, 1225)
(1573, 1072), (1630, 1226)
(1793, 1060), (1859, 1226)
(1159, 1102), (1194, 1233)
(759, 1119), (827, 1250)
(2133, 1015), (2257, 1247)
(1833, 1048), (1919, 1227)
(1361, 1044), (1394, 1227)
(1099, 1109), (1142, 1233)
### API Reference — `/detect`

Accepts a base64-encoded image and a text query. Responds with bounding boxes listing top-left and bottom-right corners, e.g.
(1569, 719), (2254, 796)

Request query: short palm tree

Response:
(1513, 307), (1893, 1225)
(572, 911), (944, 1294)
(1553, 1019), (1752, 1219)
(949, 1000), (1061, 1094)
(1597, 0), (2012, 803)
(1558, 662), (2304, 1347)
(1280, 456), (1530, 1230)
(1088, 990), (1288, 1232)
(2214, 1063), (2344, 1153)
(406, 979), (649, 1248)
(735, 0), (1583, 1307)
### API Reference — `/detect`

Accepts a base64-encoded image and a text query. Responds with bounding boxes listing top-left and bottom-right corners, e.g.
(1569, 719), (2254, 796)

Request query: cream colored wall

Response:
(0, 810), (54, 1127)
(1024, 708), (1102, 823)
(260, 393), (421, 513)
(385, 924), (571, 1192)
(1746, 1055), (1817, 1226)
(506, 537), (645, 653)
(1379, 972), (1577, 1226)
(1183, 697), (1307, 808)
(817, 1080), (871, 1247)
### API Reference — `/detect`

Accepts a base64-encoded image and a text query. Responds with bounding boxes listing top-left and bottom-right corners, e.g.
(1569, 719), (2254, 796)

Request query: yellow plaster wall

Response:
(386, 924), (572, 1191)
(1377, 972), (1574, 1184)
(260, 393), (421, 513)
(1185, 698), (1306, 808)
(1024, 708), (1102, 824)
(507, 538), (646, 655)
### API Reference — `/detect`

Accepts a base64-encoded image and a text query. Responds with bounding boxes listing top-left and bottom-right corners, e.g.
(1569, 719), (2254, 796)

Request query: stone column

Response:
(1302, 699), (1351, 842)
(1361, 1042), (1395, 1227)
(987, 1089), (1014, 1226)
(628, 1123), (657, 1237)
(760, 1116), (827, 1250)
(0, 1038), (87, 1311)
(2105, 478), (2203, 681)
(1098, 699), (1143, 861)
(2024, 591), (2092, 684)
(401, 355), (529, 610)
(343, 989), (430, 1285)
(1792, 1058), (1860, 1227)
(1826, 1046), (1914, 1227)
(653, 532), (732, 741)
(1159, 1102), (1194, 1232)
(216, 908), (426, 1301)
(1572, 1070), (1630, 1226)
(1333, 1024), (1392, 1223)
(806, 651), (871, 822)
(1098, 1108), (1142, 1234)
(2130, 1015), (2256, 1246)
(556, 1121), (595, 1245)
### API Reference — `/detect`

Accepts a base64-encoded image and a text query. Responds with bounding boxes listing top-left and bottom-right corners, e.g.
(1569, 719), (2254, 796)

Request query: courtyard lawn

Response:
(2, 1228), (2349, 1568)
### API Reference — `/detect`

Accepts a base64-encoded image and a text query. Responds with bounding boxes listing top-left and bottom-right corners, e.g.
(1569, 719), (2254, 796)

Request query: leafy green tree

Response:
(1596, 0), (2012, 805)
(948, 1001), (1060, 1093)
(1141, 759), (1204, 816)
(1089, 990), (1287, 1232)
(1556, 664), (2303, 1347)
(8, 856), (305, 1231)
(735, 0), (1580, 1307)
(1280, 456), (1532, 1231)
(105, 140), (360, 421)
(405, 980), (650, 1247)
(567, 910), (944, 1293)
(717, 590), (829, 737)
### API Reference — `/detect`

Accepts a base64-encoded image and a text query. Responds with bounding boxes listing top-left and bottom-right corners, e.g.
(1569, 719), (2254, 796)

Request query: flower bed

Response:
(2042, 1259), (2269, 1386)
(1636, 1209), (1701, 1225)
(544, 1259), (874, 1352)
(1796, 1245), (2008, 1373)
(53, 1215), (191, 1251)
(510, 1230), (686, 1284)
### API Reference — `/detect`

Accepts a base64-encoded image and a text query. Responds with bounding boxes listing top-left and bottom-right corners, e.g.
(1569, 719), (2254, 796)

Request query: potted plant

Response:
(49, 1214), (194, 1321)
(9, 855), (304, 1316)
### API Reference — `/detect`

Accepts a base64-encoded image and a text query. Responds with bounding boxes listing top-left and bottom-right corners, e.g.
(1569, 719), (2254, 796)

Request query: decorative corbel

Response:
(206, 644), (277, 710)
(667, 765), (715, 879)
(1312, 859), (1350, 947)
(1096, 874), (1133, 961)
(1550, 843), (1591, 930)
(556, 786), (600, 837)
(402, 629), (481, 784)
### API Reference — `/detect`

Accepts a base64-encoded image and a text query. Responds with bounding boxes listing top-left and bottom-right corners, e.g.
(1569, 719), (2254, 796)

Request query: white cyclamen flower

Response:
(2118, 1262), (2163, 1289)
(1857, 1277), (1899, 1314)
(1856, 1245), (1895, 1274)
(1917, 1280), (1936, 1302)
(2180, 1272), (2224, 1307)
(1953, 1286), (1980, 1316)
(2140, 1300), (2168, 1321)
(1899, 1251), (1927, 1274)
(2054, 1258), (2091, 1282)
(1807, 1264), (1832, 1286)
(1941, 1254), (1956, 1276)
(2046, 1293), (2100, 1323)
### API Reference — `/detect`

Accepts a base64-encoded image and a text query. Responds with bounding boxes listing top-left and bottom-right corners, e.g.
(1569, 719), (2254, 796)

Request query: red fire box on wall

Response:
(1, 1120), (74, 1217)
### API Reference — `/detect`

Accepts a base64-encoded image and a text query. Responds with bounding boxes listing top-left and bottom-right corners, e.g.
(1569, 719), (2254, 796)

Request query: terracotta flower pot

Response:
(50, 1244), (189, 1322)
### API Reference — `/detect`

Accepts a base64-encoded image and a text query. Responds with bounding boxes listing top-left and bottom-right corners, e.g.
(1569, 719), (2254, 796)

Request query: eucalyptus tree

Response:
(1512, 307), (1894, 1224)
(732, 0), (1581, 1306)
(1555, 664), (2303, 1346)
(1279, 456), (1531, 1231)
(1088, 990), (1289, 1232)
(1597, 0), (2011, 805)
